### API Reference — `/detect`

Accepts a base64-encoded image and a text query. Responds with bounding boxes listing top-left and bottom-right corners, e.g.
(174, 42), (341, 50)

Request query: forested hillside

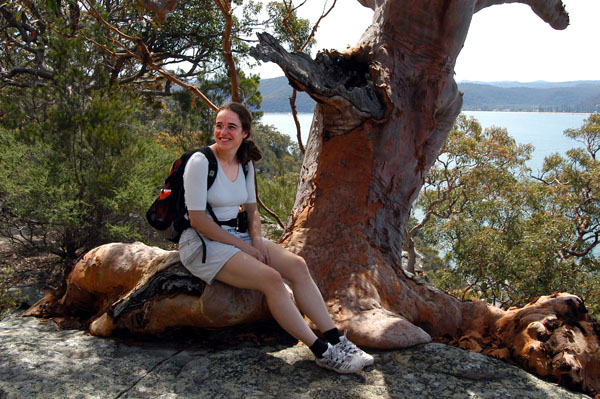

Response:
(259, 76), (600, 113)
(460, 82), (600, 112)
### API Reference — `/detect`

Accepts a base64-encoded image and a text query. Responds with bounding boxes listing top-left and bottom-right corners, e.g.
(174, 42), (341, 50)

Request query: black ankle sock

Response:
(309, 338), (329, 359)
(323, 328), (341, 346)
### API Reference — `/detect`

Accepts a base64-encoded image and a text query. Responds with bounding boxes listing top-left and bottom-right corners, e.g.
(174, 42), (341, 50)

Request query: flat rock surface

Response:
(0, 312), (591, 399)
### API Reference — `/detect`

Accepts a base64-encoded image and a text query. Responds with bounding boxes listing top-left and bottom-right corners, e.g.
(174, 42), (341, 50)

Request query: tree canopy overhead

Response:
(0, 0), (252, 91)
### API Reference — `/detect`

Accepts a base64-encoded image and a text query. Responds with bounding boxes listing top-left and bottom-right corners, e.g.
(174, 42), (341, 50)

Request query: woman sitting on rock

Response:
(178, 102), (373, 373)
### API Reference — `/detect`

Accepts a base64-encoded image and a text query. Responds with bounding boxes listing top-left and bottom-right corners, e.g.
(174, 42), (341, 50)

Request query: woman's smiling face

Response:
(213, 109), (248, 151)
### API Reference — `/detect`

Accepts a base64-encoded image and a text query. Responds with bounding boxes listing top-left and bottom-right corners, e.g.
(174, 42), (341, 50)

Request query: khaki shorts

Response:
(178, 227), (258, 284)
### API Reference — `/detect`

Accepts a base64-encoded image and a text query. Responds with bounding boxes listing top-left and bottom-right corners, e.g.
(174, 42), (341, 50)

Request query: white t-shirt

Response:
(183, 151), (256, 222)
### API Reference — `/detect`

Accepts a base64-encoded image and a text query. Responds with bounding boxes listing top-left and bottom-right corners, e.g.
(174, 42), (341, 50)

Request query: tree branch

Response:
(278, 0), (337, 153)
(139, 0), (178, 22)
(474, 0), (569, 30)
(82, 0), (217, 111)
(1, 66), (53, 80)
(214, 0), (240, 103)
(251, 32), (385, 123)
(288, 90), (305, 153)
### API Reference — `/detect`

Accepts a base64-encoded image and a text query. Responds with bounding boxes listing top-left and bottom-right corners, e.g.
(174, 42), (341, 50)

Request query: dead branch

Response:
(278, 0), (338, 153)
(474, 0), (569, 29)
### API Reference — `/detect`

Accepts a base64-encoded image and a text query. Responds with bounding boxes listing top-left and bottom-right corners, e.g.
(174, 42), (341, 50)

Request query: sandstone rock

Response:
(0, 313), (591, 399)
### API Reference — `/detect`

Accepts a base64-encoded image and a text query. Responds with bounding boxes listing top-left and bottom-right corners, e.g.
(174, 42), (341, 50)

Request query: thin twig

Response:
(289, 90), (305, 153)
(253, 163), (285, 229)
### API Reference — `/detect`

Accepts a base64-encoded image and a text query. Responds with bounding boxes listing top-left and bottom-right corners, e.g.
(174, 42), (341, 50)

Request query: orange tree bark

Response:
(252, 0), (599, 395)
(252, 0), (562, 344)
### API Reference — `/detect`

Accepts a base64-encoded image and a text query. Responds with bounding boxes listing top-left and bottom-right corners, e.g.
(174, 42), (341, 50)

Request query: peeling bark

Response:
(24, 243), (271, 336)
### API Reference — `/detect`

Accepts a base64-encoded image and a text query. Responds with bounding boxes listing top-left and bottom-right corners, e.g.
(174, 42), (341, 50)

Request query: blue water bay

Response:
(261, 111), (591, 172)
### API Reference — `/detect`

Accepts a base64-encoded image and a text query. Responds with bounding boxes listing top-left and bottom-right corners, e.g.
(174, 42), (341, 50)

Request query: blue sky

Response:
(256, 0), (599, 83)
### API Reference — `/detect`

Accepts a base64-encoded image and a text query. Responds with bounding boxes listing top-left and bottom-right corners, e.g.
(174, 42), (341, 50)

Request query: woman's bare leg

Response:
(262, 241), (336, 333)
(215, 250), (319, 346)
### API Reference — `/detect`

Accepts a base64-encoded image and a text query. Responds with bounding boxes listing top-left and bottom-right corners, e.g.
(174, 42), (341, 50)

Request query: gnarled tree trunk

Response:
(250, 0), (564, 345)
(25, 0), (600, 396)
(250, 0), (599, 395)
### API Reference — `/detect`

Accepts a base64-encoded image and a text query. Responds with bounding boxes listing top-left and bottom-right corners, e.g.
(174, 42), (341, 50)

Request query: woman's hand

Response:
(241, 203), (269, 264)
(252, 239), (270, 265)
(239, 239), (269, 265)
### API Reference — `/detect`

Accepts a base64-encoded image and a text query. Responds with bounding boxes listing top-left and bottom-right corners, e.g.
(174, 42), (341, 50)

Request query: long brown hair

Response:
(217, 102), (262, 165)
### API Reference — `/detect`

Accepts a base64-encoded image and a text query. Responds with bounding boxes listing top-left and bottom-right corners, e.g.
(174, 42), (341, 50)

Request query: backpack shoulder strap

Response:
(196, 146), (220, 223)
(198, 146), (218, 190)
(197, 146), (248, 185)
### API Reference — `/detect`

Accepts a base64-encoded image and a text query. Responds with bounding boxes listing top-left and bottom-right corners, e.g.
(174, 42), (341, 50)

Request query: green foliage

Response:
(154, 70), (264, 154)
(0, 0), (259, 93)
(253, 123), (302, 177)
(257, 173), (299, 223)
(0, 73), (172, 258)
(251, 122), (302, 226)
(414, 114), (600, 319)
(156, 89), (216, 153)
(0, 0), (305, 259)
(563, 113), (600, 160)
(266, 1), (316, 52)
(0, 0), (265, 258)
(531, 113), (600, 314)
(412, 115), (533, 275)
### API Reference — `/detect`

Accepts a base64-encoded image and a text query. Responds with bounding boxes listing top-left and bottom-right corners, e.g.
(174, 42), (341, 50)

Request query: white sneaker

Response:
(338, 331), (375, 366)
(315, 342), (364, 374)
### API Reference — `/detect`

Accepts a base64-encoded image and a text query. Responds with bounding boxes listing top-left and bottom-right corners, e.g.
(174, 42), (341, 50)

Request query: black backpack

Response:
(146, 146), (249, 244)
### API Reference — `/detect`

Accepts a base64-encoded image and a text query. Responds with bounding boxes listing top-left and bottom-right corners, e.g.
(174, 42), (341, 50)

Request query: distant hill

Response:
(258, 77), (600, 113)
(459, 82), (600, 112)
(459, 80), (600, 89)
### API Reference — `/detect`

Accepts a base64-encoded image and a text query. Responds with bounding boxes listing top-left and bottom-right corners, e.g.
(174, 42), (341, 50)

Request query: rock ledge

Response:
(0, 312), (591, 399)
